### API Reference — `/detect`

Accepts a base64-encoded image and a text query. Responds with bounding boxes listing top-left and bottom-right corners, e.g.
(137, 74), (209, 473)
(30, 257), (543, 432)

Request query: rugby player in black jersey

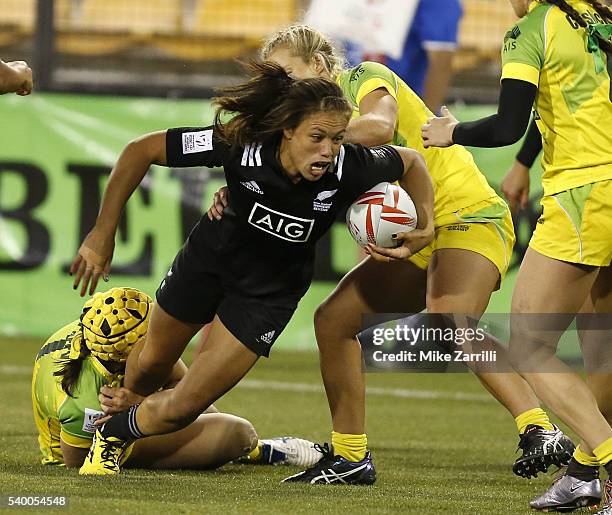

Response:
(69, 61), (434, 479)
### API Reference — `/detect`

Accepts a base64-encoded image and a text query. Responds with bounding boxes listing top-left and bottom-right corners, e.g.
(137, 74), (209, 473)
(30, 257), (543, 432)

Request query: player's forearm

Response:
(397, 148), (434, 231)
(95, 132), (166, 234)
(452, 79), (536, 147)
(516, 119), (542, 168)
(345, 114), (395, 146)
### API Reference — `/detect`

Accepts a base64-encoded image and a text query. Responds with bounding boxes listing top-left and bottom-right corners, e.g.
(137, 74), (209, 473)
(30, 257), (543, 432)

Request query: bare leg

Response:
(317, 248), (548, 433)
(192, 323), (212, 358)
(315, 256), (427, 434)
(125, 303), (203, 396)
(427, 249), (541, 417)
(576, 265), (612, 455)
(126, 413), (257, 470)
(509, 248), (611, 450)
(134, 315), (259, 436)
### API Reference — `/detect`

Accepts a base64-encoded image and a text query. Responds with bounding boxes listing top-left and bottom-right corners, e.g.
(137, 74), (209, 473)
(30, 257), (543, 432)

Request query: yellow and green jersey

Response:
(337, 61), (499, 220)
(31, 321), (121, 465)
(501, 0), (612, 195)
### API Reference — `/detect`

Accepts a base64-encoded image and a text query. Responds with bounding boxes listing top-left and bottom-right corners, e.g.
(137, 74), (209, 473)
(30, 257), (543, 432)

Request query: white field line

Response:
(0, 366), (492, 403)
(0, 365), (32, 375)
(239, 379), (492, 403)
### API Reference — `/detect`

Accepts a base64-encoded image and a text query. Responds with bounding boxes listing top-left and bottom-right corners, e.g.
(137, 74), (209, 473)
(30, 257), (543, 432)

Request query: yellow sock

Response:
(574, 444), (600, 467)
(515, 408), (555, 434)
(246, 441), (262, 462)
(593, 438), (612, 467)
(331, 431), (367, 462)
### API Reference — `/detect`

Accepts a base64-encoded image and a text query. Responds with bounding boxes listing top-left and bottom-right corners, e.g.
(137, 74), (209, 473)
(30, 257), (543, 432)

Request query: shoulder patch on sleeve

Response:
(182, 129), (213, 154)
(504, 25), (522, 43)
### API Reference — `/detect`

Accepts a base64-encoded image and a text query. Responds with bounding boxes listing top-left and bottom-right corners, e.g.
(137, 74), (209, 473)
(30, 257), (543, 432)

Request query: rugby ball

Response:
(346, 182), (417, 248)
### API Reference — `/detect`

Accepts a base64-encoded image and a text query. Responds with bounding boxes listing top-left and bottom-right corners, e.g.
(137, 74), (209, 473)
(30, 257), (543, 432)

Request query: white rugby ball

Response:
(346, 182), (418, 248)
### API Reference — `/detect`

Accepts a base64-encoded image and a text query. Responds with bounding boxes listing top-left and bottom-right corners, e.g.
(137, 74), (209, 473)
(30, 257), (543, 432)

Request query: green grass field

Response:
(1, 337), (581, 514)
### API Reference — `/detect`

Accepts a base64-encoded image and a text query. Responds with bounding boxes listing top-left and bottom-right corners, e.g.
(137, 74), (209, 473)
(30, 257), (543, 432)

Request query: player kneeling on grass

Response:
(32, 287), (322, 470)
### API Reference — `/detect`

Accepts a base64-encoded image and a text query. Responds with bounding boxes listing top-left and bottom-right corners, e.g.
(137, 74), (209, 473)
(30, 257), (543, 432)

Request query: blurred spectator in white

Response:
(349, 0), (463, 113)
(0, 60), (33, 95)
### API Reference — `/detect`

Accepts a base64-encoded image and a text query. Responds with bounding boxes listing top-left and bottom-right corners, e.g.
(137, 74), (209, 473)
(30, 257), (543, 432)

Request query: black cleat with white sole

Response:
(282, 444), (376, 485)
(513, 424), (575, 479)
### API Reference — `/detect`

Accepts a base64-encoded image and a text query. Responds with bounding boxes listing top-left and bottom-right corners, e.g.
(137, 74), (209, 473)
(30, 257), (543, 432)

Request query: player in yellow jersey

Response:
(32, 287), (321, 472)
(422, 1), (612, 511)
(207, 24), (575, 483)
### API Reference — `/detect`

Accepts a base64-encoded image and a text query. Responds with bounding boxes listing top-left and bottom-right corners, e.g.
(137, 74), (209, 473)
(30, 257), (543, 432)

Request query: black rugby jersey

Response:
(166, 126), (404, 299)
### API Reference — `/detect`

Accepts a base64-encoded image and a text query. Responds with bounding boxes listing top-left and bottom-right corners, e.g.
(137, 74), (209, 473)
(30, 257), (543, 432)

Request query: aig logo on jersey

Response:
(248, 203), (314, 243)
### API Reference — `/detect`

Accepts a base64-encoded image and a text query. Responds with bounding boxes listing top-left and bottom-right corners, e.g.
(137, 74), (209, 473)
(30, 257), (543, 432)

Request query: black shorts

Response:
(156, 235), (298, 357)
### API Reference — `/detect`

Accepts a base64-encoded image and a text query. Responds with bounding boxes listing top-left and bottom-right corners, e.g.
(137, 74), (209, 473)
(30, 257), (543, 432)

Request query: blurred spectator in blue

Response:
(346, 0), (463, 114)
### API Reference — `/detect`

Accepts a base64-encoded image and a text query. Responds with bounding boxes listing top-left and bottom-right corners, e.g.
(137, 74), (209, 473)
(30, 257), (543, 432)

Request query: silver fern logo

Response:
(316, 189), (338, 202)
(314, 189), (338, 212)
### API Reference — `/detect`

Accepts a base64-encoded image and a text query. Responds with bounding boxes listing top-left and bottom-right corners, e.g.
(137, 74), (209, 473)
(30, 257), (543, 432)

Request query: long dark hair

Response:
(53, 332), (88, 398)
(547, 0), (612, 53)
(213, 60), (351, 147)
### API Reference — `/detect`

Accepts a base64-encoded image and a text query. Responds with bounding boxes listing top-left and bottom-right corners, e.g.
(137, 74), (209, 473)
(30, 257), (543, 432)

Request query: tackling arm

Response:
(451, 79), (536, 147)
(344, 88), (398, 146)
(421, 79), (536, 148)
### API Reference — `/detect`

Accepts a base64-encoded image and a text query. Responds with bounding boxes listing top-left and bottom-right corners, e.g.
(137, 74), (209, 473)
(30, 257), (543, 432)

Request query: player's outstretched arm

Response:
(367, 147), (434, 262)
(70, 131), (168, 296)
(421, 79), (536, 148)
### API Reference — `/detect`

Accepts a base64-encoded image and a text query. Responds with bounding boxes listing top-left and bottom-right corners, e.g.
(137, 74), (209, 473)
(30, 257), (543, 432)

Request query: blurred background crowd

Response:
(0, 0), (520, 103)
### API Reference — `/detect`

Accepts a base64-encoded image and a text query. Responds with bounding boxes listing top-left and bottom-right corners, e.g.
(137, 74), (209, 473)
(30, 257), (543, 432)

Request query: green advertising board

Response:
(0, 94), (547, 351)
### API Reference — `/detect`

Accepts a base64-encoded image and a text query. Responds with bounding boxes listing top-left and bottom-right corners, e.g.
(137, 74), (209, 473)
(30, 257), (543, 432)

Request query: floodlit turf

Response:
(0, 337), (583, 514)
